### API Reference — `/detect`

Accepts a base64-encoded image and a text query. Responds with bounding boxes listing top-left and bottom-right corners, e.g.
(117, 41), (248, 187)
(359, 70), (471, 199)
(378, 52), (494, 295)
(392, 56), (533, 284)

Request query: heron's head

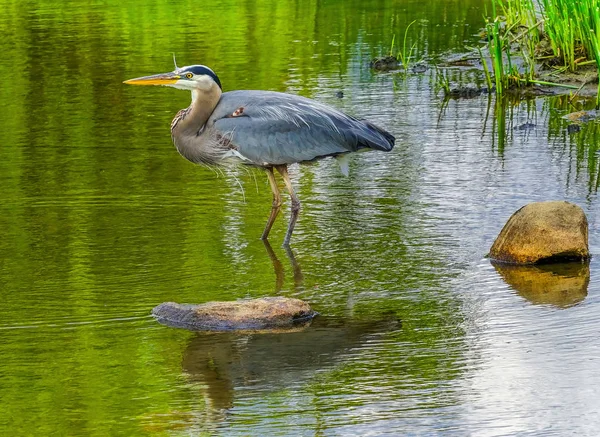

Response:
(123, 65), (222, 91)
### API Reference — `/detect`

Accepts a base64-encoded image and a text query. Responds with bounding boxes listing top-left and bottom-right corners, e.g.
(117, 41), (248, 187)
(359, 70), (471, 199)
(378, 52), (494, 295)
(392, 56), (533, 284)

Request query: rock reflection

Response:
(492, 262), (590, 308)
(181, 316), (400, 419)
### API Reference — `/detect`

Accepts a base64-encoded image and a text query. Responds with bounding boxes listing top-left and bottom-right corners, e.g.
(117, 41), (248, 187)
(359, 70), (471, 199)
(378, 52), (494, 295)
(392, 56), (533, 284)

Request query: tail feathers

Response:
(362, 120), (395, 151)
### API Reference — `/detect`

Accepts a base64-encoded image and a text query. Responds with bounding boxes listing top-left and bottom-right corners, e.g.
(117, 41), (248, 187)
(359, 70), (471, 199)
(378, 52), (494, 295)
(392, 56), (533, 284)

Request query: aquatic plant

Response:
(398, 20), (419, 74)
(478, 46), (494, 91)
(481, 0), (600, 103)
(388, 20), (419, 74)
(538, 0), (600, 70)
(433, 66), (451, 95)
(497, 0), (539, 30)
(487, 1), (506, 94)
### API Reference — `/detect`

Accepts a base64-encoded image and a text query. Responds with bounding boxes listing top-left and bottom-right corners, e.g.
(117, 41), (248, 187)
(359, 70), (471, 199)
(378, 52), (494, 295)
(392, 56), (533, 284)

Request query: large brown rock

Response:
(152, 297), (317, 331)
(489, 201), (589, 264)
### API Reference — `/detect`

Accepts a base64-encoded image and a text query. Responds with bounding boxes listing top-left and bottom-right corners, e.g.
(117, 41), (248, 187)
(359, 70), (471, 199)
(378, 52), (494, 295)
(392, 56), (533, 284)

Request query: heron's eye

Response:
(185, 73), (193, 79)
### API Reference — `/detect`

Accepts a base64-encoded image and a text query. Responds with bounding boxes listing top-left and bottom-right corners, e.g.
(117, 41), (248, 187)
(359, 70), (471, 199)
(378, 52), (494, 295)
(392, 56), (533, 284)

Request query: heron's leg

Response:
(275, 165), (301, 246)
(261, 167), (282, 241)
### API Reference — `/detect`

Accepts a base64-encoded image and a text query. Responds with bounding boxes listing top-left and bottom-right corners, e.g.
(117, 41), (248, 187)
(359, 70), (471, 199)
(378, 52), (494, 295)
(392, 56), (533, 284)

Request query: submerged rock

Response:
(443, 59), (477, 67)
(411, 64), (428, 73)
(489, 201), (589, 264)
(563, 110), (600, 124)
(370, 56), (400, 71)
(515, 122), (536, 130)
(447, 87), (484, 99)
(152, 297), (317, 331)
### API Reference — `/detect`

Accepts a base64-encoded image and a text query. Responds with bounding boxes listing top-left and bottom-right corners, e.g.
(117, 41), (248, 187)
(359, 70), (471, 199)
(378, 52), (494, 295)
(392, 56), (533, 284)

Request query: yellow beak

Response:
(123, 72), (180, 86)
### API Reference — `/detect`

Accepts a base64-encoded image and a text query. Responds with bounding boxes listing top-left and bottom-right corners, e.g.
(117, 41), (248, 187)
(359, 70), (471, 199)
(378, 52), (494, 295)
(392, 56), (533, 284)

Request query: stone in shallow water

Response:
(563, 109), (600, 124)
(369, 56), (399, 71)
(489, 201), (589, 265)
(152, 297), (317, 331)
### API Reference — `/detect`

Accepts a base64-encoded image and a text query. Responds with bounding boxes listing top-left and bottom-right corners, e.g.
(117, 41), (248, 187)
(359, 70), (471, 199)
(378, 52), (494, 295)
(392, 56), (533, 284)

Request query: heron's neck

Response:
(173, 84), (222, 136)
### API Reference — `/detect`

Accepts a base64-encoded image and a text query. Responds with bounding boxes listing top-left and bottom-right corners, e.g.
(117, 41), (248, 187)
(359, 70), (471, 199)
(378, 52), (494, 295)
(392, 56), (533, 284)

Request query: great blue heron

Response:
(124, 64), (395, 245)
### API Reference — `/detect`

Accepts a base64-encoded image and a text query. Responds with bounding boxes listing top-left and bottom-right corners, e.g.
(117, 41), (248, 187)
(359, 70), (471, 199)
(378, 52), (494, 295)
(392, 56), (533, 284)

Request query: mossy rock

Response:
(489, 201), (589, 264)
(152, 297), (317, 332)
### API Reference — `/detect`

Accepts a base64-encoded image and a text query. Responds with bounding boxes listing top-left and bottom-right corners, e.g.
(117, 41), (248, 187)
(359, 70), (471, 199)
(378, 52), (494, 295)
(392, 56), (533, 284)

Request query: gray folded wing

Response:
(209, 90), (394, 166)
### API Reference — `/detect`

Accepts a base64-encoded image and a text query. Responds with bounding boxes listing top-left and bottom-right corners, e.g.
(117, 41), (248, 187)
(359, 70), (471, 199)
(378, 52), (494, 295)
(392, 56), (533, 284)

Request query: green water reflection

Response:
(1, 0), (600, 435)
(0, 1), (483, 434)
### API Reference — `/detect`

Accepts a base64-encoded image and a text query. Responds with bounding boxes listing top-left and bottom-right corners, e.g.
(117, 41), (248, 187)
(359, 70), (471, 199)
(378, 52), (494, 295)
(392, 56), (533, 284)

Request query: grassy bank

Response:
(483, 0), (600, 105)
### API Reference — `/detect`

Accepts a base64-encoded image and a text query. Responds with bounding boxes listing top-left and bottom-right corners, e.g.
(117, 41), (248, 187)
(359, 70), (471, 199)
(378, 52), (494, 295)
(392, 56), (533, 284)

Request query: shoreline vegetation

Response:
(482, 0), (600, 104)
(373, 0), (600, 106)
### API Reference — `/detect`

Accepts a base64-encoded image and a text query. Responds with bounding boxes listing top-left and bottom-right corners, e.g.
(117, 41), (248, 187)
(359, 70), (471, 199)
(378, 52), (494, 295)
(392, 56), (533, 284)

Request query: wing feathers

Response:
(210, 91), (394, 166)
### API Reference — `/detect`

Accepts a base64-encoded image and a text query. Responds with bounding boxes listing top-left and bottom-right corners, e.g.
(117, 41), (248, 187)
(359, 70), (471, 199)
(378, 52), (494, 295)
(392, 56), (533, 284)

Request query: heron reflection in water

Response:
(124, 64), (395, 245)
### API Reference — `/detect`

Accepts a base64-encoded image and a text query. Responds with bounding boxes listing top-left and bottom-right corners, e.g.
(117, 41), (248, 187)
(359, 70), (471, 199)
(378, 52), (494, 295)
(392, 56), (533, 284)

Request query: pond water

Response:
(1, 0), (599, 435)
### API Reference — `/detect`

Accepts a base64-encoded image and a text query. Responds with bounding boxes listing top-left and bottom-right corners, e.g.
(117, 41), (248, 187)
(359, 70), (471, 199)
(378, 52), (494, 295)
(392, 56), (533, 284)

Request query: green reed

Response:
(539, 0), (600, 68)
(395, 20), (418, 73)
(433, 66), (451, 95)
(488, 0), (507, 93)
(483, 0), (600, 103)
